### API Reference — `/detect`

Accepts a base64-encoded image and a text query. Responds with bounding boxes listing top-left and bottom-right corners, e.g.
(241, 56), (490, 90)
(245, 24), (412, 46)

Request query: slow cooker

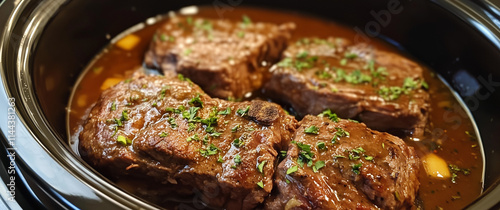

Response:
(1, 0), (500, 209)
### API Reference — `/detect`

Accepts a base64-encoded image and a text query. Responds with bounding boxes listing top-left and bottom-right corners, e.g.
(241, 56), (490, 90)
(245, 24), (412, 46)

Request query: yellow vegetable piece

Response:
(77, 94), (87, 108)
(101, 78), (122, 90)
(116, 34), (140, 50)
(422, 153), (450, 179)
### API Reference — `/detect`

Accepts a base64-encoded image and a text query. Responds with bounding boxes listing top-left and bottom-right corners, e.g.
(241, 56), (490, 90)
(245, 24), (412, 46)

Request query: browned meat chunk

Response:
(78, 73), (297, 209)
(266, 114), (420, 209)
(144, 16), (295, 99)
(263, 37), (429, 136)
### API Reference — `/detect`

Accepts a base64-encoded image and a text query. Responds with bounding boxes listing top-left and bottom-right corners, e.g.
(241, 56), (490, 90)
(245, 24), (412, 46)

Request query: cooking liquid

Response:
(67, 6), (484, 209)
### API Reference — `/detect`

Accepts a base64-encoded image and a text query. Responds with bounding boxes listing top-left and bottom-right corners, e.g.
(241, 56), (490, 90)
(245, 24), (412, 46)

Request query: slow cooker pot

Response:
(1, 0), (500, 209)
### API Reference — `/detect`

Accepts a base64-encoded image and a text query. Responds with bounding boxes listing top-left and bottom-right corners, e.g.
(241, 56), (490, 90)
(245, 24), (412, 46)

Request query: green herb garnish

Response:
(236, 106), (250, 117)
(258, 160), (267, 174)
(256, 181), (264, 188)
(200, 144), (219, 157)
(286, 165), (298, 175)
(159, 132), (168, 138)
(312, 161), (325, 173)
(352, 163), (362, 174)
(117, 135), (131, 146)
(304, 125), (319, 134)
(218, 107), (231, 115)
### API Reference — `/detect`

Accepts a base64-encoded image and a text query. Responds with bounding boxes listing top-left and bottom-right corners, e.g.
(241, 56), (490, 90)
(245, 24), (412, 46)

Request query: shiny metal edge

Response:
(2, 0), (160, 209)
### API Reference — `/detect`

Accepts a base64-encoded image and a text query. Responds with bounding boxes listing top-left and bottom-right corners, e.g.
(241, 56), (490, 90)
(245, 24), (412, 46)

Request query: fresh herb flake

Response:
(313, 161), (325, 173)
(304, 125), (320, 134)
(352, 163), (362, 174)
(317, 142), (326, 150)
(236, 106), (250, 117)
(218, 107), (231, 115)
(286, 165), (298, 175)
(258, 160), (267, 174)
(256, 181), (264, 188)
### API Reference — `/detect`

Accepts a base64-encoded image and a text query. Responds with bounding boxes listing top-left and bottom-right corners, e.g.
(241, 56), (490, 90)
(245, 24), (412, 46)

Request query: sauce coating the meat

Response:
(68, 6), (484, 209)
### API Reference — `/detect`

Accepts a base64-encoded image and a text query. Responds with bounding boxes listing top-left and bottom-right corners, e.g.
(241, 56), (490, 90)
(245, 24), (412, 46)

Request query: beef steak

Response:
(144, 15), (295, 99)
(263, 37), (430, 136)
(79, 73), (297, 209)
(265, 114), (420, 209)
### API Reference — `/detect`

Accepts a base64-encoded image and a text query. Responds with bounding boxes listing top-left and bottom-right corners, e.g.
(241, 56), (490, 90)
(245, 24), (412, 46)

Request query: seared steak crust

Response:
(144, 16), (295, 99)
(79, 74), (297, 209)
(263, 37), (429, 136)
(266, 115), (420, 209)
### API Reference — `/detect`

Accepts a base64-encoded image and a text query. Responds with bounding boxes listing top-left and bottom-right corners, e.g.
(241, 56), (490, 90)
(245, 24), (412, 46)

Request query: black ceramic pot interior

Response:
(9, 0), (499, 208)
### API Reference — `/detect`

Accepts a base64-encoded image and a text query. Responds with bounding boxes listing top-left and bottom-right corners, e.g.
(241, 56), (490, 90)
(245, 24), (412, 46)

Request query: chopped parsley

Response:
(365, 156), (374, 161)
(167, 117), (177, 128)
(277, 52), (319, 72)
(218, 107), (231, 115)
(114, 118), (123, 127)
(352, 147), (366, 154)
(280, 150), (287, 159)
(256, 181), (264, 188)
(188, 123), (196, 132)
(237, 31), (245, 38)
(316, 70), (332, 79)
(344, 52), (358, 59)
(200, 144), (219, 157)
(217, 155), (224, 163)
(286, 165), (298, 175)
(348, 147), (366, 160)
(183, 48), (193, 56)
(336, 69), (372, 84)
(236, 106), (250, 117)
(296, 142), (314, 167)
(296, 51), (309, 59)
(317, 142), (326, 150)
(258, 160), (267, 174)
(449, 164), (471, 183)
(182, 107), (201, 123)
(110, 101), (116, 111)
(232, 138), (245, 148)
(209, 131), (222, 137)
(348, 119), (359, 123)
(158, 86), (170, 100)
(177, 74), (192, 83)
(159, 132), (168, 138)
(189, 94), (203, 107)
(352, 163), (362, 174)
(340, 58), (348, 66)
(160, 34), (168, 42)
(231, 125), (240, 133)
(121, 110), (129, 121)
(312, 161), (325, 173)
(234, 154), (242, 165)
(117, 135), (131, 146)
(187, 134), (200, 142)
(332, 127), (349, 143)
(318, 109), (339, 122)
(304, 125), (320, 134)
(201, 116), (218, 127)
(378, 77), (428, 101)
(242, 15), (252, 25)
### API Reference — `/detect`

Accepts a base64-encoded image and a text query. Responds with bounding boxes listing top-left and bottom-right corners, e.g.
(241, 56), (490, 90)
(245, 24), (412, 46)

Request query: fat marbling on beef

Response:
(144, 15), (295, 99)
(78, 73), (297, 209)
(263, 37), (430, 136)
(266, 114), (420, 209)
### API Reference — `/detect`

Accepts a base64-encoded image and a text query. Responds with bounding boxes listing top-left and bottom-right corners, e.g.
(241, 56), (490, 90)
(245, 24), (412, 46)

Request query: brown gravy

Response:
(67, 6), (484, 209)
